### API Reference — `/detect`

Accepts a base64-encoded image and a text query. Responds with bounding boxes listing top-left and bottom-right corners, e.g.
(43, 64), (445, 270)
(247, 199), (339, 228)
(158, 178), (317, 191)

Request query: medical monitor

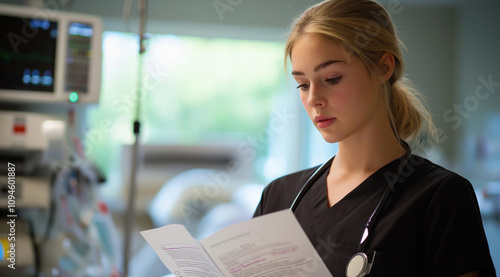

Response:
(0, 4), (102, 104)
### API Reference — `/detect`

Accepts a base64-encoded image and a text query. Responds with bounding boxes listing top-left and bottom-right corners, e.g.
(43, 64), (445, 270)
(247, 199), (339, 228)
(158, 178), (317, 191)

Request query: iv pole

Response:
(123, 0), (147, 276)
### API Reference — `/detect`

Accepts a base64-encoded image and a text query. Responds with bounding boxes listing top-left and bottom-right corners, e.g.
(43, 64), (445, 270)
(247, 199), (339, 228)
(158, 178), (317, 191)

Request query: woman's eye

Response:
(296, 83), (309, 90)
(326, 77), (342, 84)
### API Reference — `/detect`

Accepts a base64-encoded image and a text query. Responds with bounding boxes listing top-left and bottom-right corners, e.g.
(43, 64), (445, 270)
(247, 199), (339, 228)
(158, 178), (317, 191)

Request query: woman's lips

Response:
(315, 116), (336, 128)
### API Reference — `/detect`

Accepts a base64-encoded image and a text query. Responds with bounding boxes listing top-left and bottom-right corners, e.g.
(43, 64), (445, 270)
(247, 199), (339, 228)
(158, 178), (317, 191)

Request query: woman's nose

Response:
(307, 84), (326, 107)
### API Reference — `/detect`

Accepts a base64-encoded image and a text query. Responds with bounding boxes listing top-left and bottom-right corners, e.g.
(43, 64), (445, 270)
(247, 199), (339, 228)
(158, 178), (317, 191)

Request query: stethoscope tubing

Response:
(289, 156), (334, 212)
(290, 141), (412, 253)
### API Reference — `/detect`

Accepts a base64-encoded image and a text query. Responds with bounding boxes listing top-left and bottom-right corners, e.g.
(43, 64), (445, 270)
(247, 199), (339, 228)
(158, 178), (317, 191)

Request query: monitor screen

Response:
(0, 3), (102, 104)
(66, 22), (94, 94)
(0, 15), (58, 93)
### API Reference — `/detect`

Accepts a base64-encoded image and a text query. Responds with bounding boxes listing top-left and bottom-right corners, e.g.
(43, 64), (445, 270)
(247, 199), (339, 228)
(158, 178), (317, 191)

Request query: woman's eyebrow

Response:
(291, 60), (345, 76)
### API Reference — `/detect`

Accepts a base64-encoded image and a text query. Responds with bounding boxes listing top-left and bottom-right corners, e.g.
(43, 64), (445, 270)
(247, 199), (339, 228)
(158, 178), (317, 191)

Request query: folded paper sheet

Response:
(140, 209), (333, 277)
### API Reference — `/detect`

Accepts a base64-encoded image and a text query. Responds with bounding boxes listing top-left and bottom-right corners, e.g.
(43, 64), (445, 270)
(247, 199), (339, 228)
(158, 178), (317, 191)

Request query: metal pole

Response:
(123, 0), (147, 276)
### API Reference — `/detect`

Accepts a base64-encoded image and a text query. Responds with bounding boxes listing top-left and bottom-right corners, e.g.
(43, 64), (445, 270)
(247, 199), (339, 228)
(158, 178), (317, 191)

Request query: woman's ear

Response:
(379, 53), (395, 84)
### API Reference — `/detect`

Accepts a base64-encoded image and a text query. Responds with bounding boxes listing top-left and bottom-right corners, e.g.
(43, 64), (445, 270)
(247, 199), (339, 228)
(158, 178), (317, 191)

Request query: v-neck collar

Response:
(309, 155), (404, 239)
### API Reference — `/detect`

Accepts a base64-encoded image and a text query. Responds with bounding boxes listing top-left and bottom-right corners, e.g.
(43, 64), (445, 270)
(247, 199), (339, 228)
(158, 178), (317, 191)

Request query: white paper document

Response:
(140, 209), (333, 277)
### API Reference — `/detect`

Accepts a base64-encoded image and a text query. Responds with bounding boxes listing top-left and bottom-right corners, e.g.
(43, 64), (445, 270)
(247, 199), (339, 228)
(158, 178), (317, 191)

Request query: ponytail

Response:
(387, 77), (437, 147)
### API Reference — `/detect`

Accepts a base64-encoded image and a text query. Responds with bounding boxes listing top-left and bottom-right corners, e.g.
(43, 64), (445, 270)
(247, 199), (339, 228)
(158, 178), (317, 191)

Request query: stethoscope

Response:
(290, 140), (411, 277)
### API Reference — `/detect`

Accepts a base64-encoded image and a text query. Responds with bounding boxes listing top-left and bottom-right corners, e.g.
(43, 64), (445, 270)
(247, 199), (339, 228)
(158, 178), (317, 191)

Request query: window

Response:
(86, 32), (286, 179)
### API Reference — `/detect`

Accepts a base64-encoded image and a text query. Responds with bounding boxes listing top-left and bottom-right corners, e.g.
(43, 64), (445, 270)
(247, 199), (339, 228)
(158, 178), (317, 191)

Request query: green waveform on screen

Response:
(0, 49), (54, 63)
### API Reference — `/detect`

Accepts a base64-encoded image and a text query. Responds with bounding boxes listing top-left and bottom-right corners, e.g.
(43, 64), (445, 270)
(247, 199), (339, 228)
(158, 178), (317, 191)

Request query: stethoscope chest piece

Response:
(346, 252), (370, 277)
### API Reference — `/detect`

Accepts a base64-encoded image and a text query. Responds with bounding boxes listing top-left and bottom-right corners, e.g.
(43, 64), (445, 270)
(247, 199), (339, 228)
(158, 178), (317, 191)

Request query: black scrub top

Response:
(253, 154), (496, 276)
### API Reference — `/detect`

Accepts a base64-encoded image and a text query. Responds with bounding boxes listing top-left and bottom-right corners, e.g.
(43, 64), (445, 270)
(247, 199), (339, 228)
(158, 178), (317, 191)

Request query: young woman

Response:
(253, 0), (496, 276)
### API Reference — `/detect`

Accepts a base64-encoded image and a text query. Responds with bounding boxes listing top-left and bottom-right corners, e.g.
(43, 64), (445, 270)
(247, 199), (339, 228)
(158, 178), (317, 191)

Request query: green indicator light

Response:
(69, 92), (79, 103)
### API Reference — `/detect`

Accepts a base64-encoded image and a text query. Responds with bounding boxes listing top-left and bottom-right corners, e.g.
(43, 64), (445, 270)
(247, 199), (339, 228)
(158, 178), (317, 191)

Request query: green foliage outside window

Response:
(86, 32), (285, 176)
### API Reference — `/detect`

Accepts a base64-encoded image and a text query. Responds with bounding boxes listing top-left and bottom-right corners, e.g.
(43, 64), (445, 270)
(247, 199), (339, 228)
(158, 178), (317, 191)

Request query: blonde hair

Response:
(285, 0), (436, 146)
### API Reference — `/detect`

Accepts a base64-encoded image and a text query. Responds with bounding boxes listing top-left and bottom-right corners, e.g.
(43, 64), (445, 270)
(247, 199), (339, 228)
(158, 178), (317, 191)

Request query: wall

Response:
(455, 2), (500, 183)
(392, 6), (456, 157)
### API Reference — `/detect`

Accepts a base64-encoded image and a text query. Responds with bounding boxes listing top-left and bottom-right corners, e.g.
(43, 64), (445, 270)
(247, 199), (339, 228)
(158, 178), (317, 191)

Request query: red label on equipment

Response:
(13, 125), (26, 134)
